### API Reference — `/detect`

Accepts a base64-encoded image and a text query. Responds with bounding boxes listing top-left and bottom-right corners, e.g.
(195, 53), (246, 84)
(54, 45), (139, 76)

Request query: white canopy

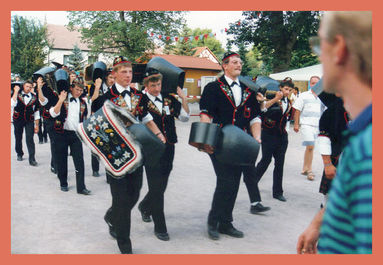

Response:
(269, 64), (322, 81)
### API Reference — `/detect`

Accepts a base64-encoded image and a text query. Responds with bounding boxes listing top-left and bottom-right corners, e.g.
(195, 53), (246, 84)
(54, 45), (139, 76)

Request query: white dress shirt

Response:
(224, 75), (242, 107)
(49, 93), (86, 131)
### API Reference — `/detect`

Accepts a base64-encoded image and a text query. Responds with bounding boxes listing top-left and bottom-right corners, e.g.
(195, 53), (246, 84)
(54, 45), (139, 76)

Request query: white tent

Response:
(269, 64), (322, 81)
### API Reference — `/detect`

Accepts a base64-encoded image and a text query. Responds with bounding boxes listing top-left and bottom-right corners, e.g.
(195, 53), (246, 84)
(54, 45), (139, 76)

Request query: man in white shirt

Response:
(293, 76), (325, 180)
(50, 80), (91, 195)
(137, 68), (190, 241)
(11, 81), (41, 166)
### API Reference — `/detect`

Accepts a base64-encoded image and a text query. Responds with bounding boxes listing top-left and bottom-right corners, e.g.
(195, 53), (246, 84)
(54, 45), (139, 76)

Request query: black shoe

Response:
(78, 188), (91, 195)
(138, 204), (152, 222)
(17, 155), (23, 161)
(44, 138), (48, 143)
(273, 195), (287, 202)
(218, 224), (244, 238)
(92, 171), (100, 177)
(207, 223), (220, 240)
(108, 226), (117, 239)
(29, 160), (38, 166)
(51, 167), (57, 174)
(60, 186), (69, 192)
(104, 211), (117, 239)
(155, 231), (170, 241)
(250, 203), (271, 214)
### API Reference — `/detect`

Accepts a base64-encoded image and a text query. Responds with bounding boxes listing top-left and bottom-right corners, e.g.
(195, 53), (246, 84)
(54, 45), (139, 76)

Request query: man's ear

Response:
(333, 35), (349, 65)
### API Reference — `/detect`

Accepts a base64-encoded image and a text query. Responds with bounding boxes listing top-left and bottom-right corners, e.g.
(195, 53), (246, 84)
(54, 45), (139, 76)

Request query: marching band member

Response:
(11, 81), (40, 166)
(49, 79), (91, 195)
(199, 52), (264, 240)
(92, 56), (165, 254)
(138, 68), (190, 241)
(244, 81), (294, 205)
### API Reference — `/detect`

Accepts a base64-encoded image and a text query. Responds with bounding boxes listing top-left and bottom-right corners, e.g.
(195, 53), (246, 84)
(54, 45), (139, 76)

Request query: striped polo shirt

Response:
(293, 90), (326, 127)
(318, 104), (372, 254)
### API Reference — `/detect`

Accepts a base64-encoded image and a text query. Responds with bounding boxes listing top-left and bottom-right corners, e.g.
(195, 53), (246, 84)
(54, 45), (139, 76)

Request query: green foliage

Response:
(227, 11), (320, 73)
(67, 44), (84, 71)
(11, 15), (51, 80)
(67, 11), (185, 61)
(173, 27), (224, 58)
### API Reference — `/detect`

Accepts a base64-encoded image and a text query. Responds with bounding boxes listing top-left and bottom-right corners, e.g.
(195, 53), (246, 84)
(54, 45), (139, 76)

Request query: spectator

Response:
(296, 11), (372, 254)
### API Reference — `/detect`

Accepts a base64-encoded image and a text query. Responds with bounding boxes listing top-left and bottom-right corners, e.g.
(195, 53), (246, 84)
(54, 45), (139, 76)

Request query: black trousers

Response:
(106, 166), (143, 254)
(208, 155), (243, 227)
(37, 118), (48, 142)
(244, 131), (288, 201)
(139, 143), (175, 233)
(13, 120), (35, 161)
(45, 119), (57, 171)
(54, 130), (86, 192)
(91, 152), (100, 173)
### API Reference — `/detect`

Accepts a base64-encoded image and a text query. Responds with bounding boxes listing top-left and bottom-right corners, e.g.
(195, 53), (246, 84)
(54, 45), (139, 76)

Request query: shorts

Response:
(301, 124), (319, 146)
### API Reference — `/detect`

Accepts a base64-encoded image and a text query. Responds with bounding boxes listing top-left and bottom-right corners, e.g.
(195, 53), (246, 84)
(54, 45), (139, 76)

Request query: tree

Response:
(11, 15), (51, 80)
(172, 26), (224, 58)
(67, 44), (85, 71)
(227, 11), (320, 73)
(67, 11), (186, 61)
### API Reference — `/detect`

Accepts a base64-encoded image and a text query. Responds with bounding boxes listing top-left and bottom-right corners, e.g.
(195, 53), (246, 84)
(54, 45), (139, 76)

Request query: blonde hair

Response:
(112, 62), (132, 73)
(322, 11), (372, 87)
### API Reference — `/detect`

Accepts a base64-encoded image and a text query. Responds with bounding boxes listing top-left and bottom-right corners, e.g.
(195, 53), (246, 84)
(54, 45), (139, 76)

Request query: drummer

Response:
(91, 56), (165, 254)
(199, 52), (265, 240)
(137, 68), (190, 241)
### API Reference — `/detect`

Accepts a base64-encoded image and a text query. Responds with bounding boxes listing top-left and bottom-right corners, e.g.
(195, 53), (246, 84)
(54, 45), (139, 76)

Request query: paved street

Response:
(11, 103), (324, 254)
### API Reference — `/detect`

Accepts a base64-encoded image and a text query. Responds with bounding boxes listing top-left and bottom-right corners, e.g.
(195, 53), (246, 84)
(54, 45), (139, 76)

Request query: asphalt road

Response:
(11, 103), (324, 254)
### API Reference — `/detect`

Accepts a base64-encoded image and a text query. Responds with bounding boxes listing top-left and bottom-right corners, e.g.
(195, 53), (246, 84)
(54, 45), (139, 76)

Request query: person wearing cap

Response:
(93, 56), (165, 254)
(137, 68), (190, 241)
(49, 78), (91, 195)
(199, 52), (267, 240)
(88, 68), (115, 178)
(11, 80), (40, 166)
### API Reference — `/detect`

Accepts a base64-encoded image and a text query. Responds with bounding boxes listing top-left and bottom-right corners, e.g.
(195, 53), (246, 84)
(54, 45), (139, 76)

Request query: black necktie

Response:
(22, 94), (30, 98)
(230, 81), (238, 87)
(70, 97), (77, 103)
(121, 90), (131, 97)
(155, 97), (163, 103)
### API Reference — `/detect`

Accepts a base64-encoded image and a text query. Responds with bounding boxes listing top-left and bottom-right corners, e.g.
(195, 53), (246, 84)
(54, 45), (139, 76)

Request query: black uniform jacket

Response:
(92, 84), (149, 121)
(261, 97), (293, 136)
(318, 97), (349, 157)
(41, 84), (59, 120)
(200, 75), (261, 131)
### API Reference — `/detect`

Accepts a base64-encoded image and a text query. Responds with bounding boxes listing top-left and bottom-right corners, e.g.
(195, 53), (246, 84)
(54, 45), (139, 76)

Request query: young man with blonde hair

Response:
(297, 11), (372, 254)
(92, 56), (165, 254)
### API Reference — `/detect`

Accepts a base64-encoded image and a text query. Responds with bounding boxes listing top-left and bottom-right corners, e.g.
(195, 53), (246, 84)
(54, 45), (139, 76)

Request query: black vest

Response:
(145, 93), (181, 144)
(13, 92), (39, 122)
(53, 97), (88, 133)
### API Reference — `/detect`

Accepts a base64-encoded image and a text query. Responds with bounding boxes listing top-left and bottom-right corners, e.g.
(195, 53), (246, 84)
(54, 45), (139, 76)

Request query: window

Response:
(63, 55), (70, 65)
(88, 56), (98, 64)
